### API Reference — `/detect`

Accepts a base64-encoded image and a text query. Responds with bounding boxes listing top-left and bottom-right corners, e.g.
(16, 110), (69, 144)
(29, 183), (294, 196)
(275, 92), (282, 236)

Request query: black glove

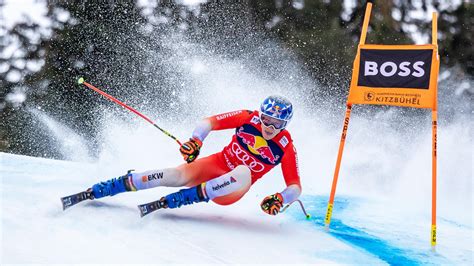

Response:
(179, 138), (202, 163)
(260, 193), (283, 215)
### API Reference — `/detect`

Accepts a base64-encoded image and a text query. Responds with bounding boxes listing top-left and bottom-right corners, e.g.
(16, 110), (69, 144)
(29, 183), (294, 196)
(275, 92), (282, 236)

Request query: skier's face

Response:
(260, 113), (288, 129)
(260, 113), (286, 140)
(261, 123), (282, 140)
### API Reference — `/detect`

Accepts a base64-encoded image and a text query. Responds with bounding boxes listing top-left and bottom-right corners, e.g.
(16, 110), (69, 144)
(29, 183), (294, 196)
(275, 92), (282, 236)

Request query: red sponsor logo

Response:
(236, 127), (280, 164)
(256, 146), (279, 164)
(236, 128), (256, 146)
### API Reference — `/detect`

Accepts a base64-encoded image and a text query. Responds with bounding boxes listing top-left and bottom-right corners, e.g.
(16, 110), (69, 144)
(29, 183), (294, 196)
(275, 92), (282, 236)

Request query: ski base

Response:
(138, 198), (167, 217)
(61, 191), (93, 210)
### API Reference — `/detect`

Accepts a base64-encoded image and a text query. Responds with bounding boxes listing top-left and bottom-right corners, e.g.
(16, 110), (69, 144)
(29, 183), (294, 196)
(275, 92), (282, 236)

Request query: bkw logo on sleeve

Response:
(358, 49), (433, 89)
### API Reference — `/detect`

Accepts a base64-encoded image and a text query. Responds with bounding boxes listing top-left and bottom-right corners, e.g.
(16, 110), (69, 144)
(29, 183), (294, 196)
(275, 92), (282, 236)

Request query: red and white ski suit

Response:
(177, 110), (301, 205)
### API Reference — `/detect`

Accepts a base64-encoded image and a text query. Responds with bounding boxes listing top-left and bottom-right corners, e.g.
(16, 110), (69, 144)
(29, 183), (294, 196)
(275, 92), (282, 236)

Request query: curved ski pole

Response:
(280, 199), (311, 219)
(77, 77), (182, 146)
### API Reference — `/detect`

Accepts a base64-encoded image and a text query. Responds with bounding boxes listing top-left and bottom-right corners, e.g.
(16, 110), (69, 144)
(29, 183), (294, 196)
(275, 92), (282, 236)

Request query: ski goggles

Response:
(260, 113), (288, 130)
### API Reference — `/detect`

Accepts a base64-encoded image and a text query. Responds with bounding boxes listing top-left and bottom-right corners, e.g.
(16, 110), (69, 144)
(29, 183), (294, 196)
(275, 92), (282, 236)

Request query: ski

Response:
(61, 190), (93, 210)
(138, 198), (167, 217)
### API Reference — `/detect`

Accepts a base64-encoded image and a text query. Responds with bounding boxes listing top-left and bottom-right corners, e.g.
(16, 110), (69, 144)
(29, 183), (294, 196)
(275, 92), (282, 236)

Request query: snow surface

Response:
(1, 123), (472, 264)
(2, 152), (381, 264)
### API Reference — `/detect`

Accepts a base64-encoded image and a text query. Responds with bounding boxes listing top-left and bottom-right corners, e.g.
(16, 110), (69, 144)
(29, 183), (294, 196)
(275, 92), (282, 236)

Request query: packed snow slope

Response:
(2, 152), (382, 264)
(1, 119), (472, 264)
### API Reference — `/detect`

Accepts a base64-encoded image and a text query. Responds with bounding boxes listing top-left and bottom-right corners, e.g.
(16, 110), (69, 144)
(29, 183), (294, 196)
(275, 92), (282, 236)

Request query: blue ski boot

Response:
(164, 184), (209, 209)
(89, 170), (135, 199)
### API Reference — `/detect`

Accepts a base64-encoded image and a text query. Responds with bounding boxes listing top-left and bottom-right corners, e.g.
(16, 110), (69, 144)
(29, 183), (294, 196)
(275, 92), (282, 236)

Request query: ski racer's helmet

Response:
(260, 95), (293, 130)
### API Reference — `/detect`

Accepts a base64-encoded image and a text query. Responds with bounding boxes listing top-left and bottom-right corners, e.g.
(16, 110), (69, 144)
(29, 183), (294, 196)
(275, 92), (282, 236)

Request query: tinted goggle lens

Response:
(260, 114), (287, 129)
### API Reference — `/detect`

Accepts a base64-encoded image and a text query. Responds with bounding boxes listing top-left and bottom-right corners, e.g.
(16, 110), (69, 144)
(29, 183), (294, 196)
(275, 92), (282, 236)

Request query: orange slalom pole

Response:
(432, 13), (438, 46)
(359, 2), (373, 45)
(325, 104), (353, 228)
(431, 12), (438, 250)
(431, 110), (437, 249)
(77, 77), (182, 146)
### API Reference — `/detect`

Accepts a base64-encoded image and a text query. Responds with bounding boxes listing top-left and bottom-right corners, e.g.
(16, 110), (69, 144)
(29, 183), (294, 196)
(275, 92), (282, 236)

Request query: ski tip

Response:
(60, 197), (69, 211)
(138, 206), (146, 218)
(77, 77), (85, 85)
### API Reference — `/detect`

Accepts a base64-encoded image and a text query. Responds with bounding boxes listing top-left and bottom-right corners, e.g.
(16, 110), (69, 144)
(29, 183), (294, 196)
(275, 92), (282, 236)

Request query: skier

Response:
(85, 95), (301, 215)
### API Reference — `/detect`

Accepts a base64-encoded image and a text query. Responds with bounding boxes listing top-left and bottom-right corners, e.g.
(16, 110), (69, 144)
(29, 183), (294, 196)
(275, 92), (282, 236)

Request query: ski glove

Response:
(180, 137), (202, 163)
(260, 192), (283, 215)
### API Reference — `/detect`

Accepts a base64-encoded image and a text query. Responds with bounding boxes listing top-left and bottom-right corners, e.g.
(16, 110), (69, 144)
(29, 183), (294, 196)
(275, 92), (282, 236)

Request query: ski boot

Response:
(164, 184), (209, 208)
(90, 170), (135, 199)
(138, 184), (209, 217)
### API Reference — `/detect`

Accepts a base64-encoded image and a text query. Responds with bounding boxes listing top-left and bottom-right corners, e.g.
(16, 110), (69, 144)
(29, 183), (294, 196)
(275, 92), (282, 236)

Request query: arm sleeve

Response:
(192, 120), (212, 141)
(193, 110), (253, 141)
(280, 143), (302, 204)
(280, 184), (302, 204)
(192, 110), (253, 141)
(208, 110), (253, 130)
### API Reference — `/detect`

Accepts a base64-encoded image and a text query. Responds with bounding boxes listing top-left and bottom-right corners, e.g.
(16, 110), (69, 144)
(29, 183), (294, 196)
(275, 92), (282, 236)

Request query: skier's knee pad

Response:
(204, 165), (251, 205)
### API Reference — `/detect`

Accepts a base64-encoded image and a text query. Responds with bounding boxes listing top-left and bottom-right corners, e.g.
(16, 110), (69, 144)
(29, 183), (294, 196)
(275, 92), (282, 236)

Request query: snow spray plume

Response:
(77, 77), (183, 146)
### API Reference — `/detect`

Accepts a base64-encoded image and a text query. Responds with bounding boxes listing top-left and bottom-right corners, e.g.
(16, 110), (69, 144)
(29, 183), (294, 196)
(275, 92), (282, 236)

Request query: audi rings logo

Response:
(231, 143), (265, 172)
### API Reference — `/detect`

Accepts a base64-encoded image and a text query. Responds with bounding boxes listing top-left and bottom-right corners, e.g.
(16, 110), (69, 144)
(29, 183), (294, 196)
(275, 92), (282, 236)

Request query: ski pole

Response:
(280, 199), (311, 220)
(77, 77), (182, 146)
